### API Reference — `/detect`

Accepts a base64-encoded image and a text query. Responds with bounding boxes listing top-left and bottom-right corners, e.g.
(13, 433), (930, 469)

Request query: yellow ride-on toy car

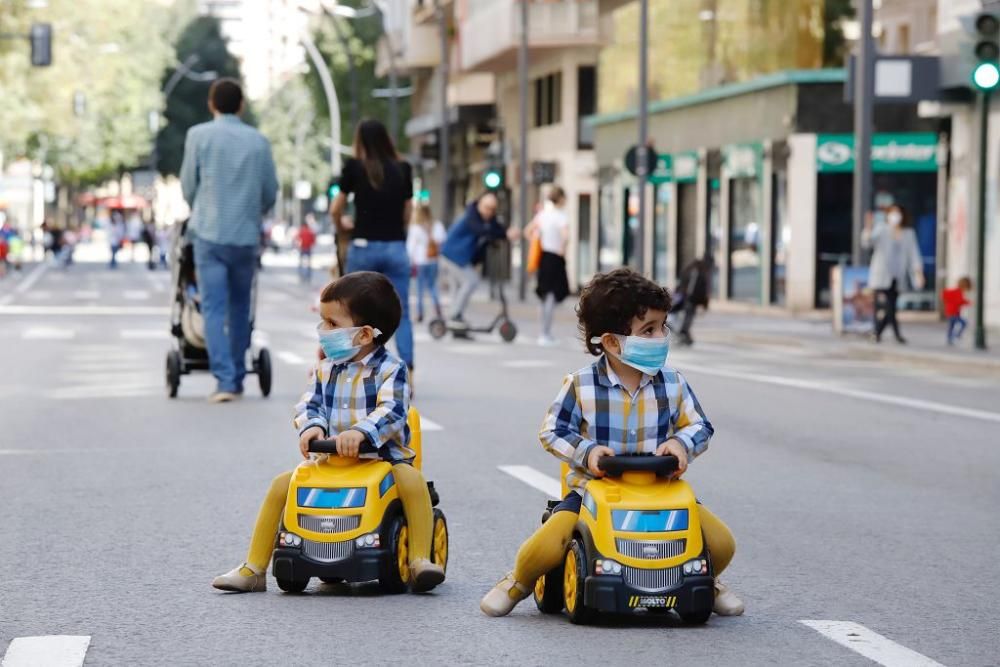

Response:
(534, 455), (715, 624)
(271, 410), (448, 593)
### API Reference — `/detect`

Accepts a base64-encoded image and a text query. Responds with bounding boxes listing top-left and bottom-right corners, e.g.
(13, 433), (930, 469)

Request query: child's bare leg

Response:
(698, 505), (743, 615)
(481, 510), (577, 617)
(212, 471), (292, 593)
(392, 463), (445, 592)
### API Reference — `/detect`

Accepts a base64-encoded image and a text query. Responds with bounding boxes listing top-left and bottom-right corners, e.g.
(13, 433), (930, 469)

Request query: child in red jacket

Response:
(942, 277), (972, 345)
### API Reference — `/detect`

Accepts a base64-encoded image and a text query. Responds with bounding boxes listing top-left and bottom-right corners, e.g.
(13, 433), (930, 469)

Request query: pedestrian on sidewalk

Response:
(142, 219), (157, 270)
(109, 212), (126, 270)
(525, 186), (569, 346)
(673, 254), (713, 346)
(180, 78), (279, 403)
(407, 203), (446, 323)
(295, 219), (317, 282)
(863, 204), (924, 344)
(330, 119), (415, 373)
(440, 192), (518, 325)
(942, 276), (972, 346)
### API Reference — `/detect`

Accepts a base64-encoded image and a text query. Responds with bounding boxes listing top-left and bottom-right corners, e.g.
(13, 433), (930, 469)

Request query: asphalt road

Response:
(1, 256), (997, 666)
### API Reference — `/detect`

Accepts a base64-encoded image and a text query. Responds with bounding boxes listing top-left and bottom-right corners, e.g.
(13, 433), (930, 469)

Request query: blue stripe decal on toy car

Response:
(611, 509), (688, 532)
(379, 472), (395, 497)
(297, 487), (368, 509)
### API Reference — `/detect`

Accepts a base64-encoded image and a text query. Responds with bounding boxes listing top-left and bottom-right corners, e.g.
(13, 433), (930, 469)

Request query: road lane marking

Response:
(800, 621), (945, 667)
(498, 465), (561, 499)
(0, 305), (169, 316)
(679, 362), (1000, 425)
(1, 635), (91, 667)
(277, 351), (307, 365)
(71, 290), (101, 300)
(421, 416), (444, 432)
(502, 359), (555, 369)
(23, 327), (76, 340)
(0, 261), (50, 305)
(123, 289), (150, 300)
(120, 329), (169, 340)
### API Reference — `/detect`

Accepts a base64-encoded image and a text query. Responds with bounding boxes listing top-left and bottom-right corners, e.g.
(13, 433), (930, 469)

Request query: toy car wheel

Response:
(166, 350), (181, 398)
(498, 319), (517, 343)
(563, 539), (597, 624)
(428, 319), (447, 340)
(275, 577), (309, 593)
(431, 509), (449, 573)
(379, 513), (410, 594)
(257, 348), (272, 397)
(533, 566), (565, 614)
(679, 607), (713, 625)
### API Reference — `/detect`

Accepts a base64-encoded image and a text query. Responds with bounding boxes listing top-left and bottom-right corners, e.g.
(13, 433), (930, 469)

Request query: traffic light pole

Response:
(975, 89), (991, 350)
(517, 0), (529, 301)
(635, 0), (649, 275)
(852, 0), (875, 266)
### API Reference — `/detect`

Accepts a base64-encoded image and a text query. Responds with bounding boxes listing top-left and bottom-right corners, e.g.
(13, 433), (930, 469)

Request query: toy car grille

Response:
(616, 538), (686, 560)
(302, 538), (354, 563)
(622, 565), (681, 592)
(298, 514), (361, 534)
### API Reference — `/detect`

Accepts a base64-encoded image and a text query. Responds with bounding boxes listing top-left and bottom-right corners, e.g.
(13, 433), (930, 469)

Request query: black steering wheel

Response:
(597, 454), (678, 478)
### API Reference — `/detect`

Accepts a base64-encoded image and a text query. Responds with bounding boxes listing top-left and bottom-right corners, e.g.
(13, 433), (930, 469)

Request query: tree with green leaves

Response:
(824, 0), (856, 67)
(154, 16), (244, 177)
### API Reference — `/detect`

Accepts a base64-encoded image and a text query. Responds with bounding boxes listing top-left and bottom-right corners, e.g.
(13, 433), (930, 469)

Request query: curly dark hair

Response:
(320, 271), (401, 346)
(577, 268), (672, 356)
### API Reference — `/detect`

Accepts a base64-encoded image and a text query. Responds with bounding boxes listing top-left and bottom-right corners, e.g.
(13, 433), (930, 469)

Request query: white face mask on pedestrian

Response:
(887, 211), (903, 227)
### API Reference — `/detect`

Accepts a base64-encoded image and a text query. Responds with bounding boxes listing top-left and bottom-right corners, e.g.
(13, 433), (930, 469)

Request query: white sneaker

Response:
(212, 563), (267, 593)
(480, 573), (530, 617)
(713, 580), (745, 616)
(208, 391), (239, 404)
(537, 335), (557, 347)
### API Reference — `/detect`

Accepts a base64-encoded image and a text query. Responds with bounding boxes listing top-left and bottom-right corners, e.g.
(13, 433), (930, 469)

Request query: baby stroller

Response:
(165, 220), (273, 398)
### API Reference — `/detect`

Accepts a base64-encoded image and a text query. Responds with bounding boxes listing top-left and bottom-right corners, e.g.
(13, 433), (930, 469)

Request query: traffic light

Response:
(327, 179), (341, 199)
(972, 13), (1000, 91)
(483, 168), (503, 190)
(30, 23), (52, 67)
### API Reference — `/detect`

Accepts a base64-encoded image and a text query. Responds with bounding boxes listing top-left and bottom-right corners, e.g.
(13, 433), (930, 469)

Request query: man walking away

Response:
(674, 255), (713, 346)
(180, 78), (279, 403)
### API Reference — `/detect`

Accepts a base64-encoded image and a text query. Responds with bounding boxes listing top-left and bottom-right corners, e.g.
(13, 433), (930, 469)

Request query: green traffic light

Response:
(483, 171), (502, 189)
(973, 62), (1000, 90)
(328, 184), (341, 198)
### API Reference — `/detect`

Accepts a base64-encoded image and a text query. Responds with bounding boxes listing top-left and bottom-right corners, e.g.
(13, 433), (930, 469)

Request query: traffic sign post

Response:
(972, 12), (998, 350)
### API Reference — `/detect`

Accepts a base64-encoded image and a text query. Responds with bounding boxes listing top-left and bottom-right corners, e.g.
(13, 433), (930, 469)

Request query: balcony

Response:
(458, 0), (601, 72)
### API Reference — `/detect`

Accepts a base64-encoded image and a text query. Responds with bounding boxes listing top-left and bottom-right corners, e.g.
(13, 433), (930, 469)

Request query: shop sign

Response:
(723, 143), (762, 179)
(672, 151), (699, 183)
(649, 154), (672, 185)
(816, 133), (939, 173)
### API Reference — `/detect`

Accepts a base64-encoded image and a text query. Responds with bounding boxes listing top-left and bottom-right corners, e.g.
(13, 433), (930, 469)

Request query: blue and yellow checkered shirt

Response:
(180, 114), (279, 247)
(540, 356), (714, 490)
(294, 346), (412, 462)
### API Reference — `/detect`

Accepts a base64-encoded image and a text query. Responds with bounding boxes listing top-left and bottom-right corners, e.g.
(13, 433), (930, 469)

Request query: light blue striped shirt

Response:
(180, 115), (278, 247)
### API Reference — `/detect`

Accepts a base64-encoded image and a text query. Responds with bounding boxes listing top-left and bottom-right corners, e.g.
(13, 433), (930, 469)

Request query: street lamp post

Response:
(635, 0), (649, 275)
(852, 0), (875, 266)
(517, 0), (529, 300)
(150, 54), (217, 174)
(437, 1), (452, 226)
(300, 32), (343, 176)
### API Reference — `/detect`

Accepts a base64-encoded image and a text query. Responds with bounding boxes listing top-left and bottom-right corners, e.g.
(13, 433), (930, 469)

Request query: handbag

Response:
(526, 235), (543, 274)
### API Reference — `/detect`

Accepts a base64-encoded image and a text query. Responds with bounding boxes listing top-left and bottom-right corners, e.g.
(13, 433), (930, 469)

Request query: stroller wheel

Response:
(257, 348), (272, 397)
(166, 350), (181, 398)
(498, 319), (517, 343)
(428, 319), (447, 340)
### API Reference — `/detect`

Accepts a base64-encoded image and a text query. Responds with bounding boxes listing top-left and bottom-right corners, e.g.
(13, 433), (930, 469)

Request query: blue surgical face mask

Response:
(317, 325), (380, 364)
(596, 334), (670, 376)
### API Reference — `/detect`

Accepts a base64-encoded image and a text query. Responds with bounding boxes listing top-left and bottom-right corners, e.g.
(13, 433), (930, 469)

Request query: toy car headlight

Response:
(594, 559), (622, 575)
(279, 532), (303, 548)
(355, 533), (380, 548)
(682, 558), (708, 575)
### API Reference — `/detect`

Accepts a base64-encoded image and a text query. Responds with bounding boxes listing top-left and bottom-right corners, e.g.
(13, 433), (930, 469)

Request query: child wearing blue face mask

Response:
(212, 271), (445, 593)
(481, 268), (744, 617)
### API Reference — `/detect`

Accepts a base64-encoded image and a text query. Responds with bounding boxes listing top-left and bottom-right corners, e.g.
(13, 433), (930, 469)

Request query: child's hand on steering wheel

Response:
(336, 429), (366, 458)
(655, 439), (688, 478)
(587, 446), (615, 477)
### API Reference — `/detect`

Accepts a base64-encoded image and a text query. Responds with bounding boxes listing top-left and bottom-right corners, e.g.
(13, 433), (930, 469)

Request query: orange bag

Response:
(526, 235), (543, 274)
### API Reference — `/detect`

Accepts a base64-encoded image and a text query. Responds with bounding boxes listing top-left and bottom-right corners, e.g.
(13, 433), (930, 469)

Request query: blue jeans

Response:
(947, 315), (967, 343)
(346, 240), (413, 369)
(415, 262), (441, 320)
(193, 238), (257, 393)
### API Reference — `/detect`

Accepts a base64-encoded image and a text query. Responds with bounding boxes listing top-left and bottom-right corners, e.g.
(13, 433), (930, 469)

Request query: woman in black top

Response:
(331, 119), (415, 369)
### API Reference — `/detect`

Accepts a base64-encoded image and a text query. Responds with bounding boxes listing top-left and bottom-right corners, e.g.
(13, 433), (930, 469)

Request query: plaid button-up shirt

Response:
(180, 115), (279, 247)
(540, 356), (714, 490)
(293, 346), (412, 462)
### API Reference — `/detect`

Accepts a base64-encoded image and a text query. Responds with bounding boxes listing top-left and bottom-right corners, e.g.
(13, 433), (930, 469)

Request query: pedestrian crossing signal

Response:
(973, 13), (1000, 91)
(483, 169), (503, 190)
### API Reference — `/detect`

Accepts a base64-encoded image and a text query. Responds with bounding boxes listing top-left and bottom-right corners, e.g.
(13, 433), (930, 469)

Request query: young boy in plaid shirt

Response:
(213, 272), (445, 593)
(481, 268), (743, 617)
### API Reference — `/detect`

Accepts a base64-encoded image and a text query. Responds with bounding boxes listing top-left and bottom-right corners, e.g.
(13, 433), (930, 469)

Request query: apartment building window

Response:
(577, 66), (596, 149)
(533, 72), (562, 128)
(897, 23), (910, 54)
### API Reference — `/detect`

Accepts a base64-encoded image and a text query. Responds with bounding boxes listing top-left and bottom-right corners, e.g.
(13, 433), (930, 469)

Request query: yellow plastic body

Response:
(574, 466), (703, 570)
(282, 407), (422, 545)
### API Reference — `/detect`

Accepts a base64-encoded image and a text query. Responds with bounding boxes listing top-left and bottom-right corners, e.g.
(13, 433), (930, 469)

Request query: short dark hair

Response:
(577, 268), (672, 356)
(209, 78), (243, 115)
(320, 272), (401, 346)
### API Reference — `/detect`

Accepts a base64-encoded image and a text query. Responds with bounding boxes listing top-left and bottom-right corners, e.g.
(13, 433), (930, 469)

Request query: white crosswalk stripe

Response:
(1, 635), (91, 667)
(23, 326), (76, 340)
(800, 621), (946, 667)
(498, 465), (561, 499)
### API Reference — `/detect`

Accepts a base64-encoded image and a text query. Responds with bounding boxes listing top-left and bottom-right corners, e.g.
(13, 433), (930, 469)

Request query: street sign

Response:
(624, 144), (656, 177)
(531, 161), (556, 185)
(816, 133), (939, 173)
(672, 151), (699, 183)
(648, 154), (672, 185)
(722, 143), (762, 179)
(846, 56), (942, 103)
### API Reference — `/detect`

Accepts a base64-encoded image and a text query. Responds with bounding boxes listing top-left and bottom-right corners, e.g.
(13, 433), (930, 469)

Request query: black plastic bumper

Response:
(272, 547), (385, 583)
(584, 574), (714, 615)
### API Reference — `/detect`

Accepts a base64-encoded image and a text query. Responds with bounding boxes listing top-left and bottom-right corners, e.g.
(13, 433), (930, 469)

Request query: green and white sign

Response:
(723, 142), (763, 179)
(672, 151), (699, 183)
(649, 154), (672, 185)
(816, 133), (939, 173)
